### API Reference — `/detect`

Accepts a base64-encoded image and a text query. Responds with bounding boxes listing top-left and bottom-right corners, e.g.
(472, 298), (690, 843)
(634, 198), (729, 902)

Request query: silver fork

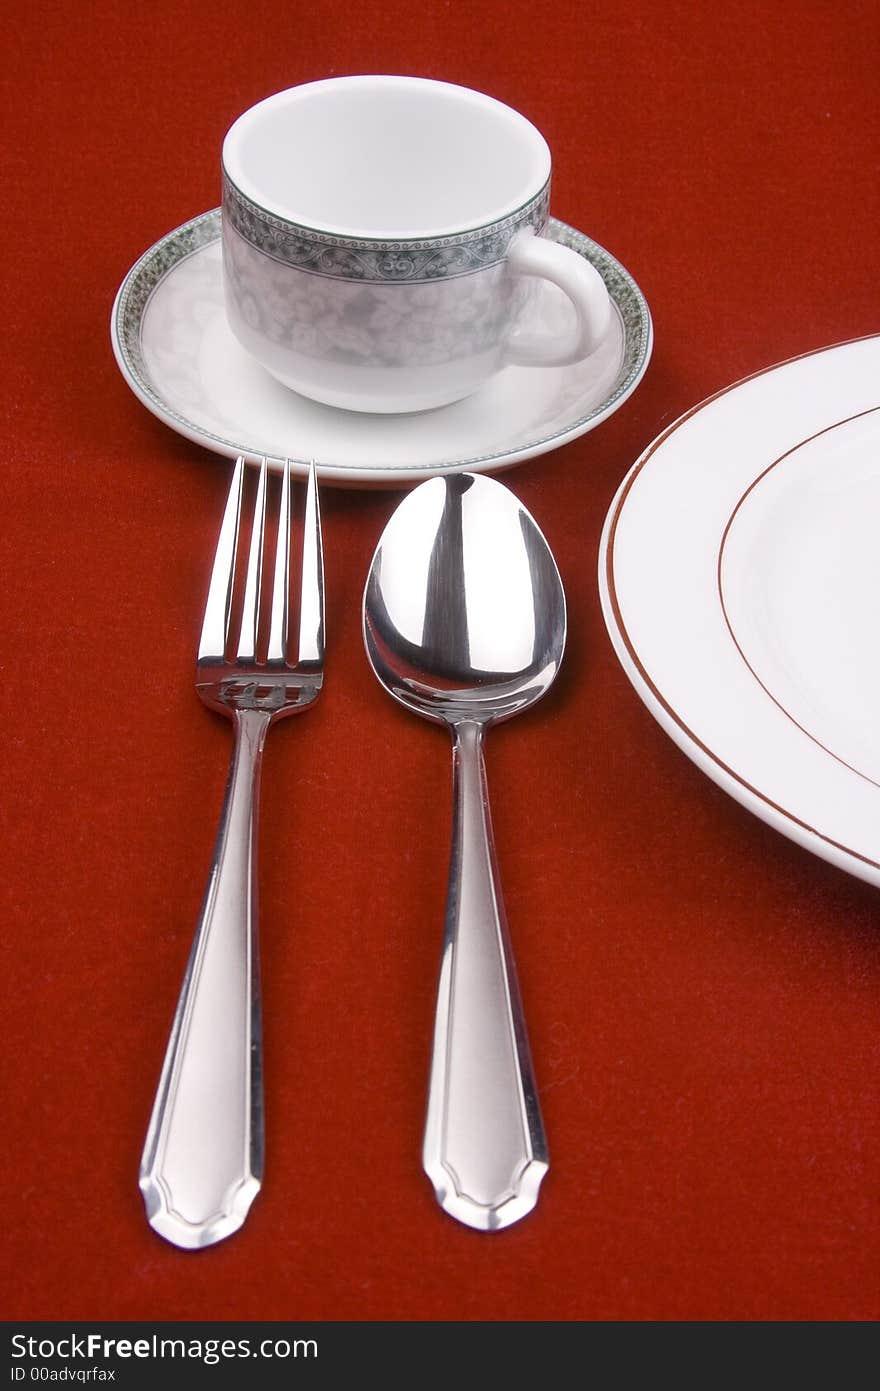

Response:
(140, 455), (324, 1250)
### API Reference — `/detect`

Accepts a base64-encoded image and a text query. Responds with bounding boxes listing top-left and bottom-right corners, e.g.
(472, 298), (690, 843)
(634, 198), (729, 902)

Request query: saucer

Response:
(111, 209), (652, 486)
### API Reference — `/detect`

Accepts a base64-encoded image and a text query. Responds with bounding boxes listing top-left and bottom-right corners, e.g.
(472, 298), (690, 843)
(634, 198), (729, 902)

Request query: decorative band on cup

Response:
(221, 174), (551, 283)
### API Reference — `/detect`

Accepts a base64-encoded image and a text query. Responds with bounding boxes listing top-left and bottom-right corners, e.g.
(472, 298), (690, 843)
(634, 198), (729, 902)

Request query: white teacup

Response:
(221, 76), (612, 414)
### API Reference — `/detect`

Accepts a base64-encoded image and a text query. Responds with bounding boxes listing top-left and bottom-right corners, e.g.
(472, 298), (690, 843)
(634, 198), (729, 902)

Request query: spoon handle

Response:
(423, 720), (548, 1231)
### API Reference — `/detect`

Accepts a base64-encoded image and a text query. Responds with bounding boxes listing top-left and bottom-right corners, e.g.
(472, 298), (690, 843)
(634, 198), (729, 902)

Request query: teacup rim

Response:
(222, 74), (553, 241)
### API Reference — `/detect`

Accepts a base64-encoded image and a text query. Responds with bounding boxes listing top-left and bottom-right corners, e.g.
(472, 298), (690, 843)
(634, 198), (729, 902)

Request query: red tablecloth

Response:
(4, 0), (878, 1323)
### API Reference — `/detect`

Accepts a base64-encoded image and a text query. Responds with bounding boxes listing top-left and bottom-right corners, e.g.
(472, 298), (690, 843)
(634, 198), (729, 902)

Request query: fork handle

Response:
(423, 719), (548, 1231)
(140, 708), (271, 1249)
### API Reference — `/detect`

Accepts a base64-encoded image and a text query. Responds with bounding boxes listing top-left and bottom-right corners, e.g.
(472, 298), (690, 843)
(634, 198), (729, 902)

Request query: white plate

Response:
(599, 335), (880, 886)
(111, 209), (652, 486)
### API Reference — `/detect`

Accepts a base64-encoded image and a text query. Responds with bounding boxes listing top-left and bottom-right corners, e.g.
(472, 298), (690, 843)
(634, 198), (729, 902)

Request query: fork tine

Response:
(237, 457), (268, 663)
(297, 459), (324, 668)
(198, 456), (244, 664)
(266, 458), (290, 664)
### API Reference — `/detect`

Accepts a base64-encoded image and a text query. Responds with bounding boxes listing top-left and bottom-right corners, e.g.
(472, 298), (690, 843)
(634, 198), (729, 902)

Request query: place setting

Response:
(110, 71), (879, 1254)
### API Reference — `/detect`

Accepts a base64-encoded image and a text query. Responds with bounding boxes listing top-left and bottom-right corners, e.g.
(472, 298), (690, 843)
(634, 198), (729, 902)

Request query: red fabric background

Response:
(3, 0), (879, 1322)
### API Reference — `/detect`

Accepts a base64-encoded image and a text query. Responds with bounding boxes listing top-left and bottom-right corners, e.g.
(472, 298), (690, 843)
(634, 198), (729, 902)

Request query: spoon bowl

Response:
(363, 472), (566, 1230)
(364, 473), (565, 724)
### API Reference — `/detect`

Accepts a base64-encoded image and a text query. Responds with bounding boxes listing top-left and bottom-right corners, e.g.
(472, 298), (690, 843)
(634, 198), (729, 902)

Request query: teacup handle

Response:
(505, 230), (612, 368)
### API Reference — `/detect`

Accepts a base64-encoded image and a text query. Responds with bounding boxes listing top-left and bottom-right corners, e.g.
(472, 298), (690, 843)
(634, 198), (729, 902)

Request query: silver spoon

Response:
(363, 472), (566, 1231)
